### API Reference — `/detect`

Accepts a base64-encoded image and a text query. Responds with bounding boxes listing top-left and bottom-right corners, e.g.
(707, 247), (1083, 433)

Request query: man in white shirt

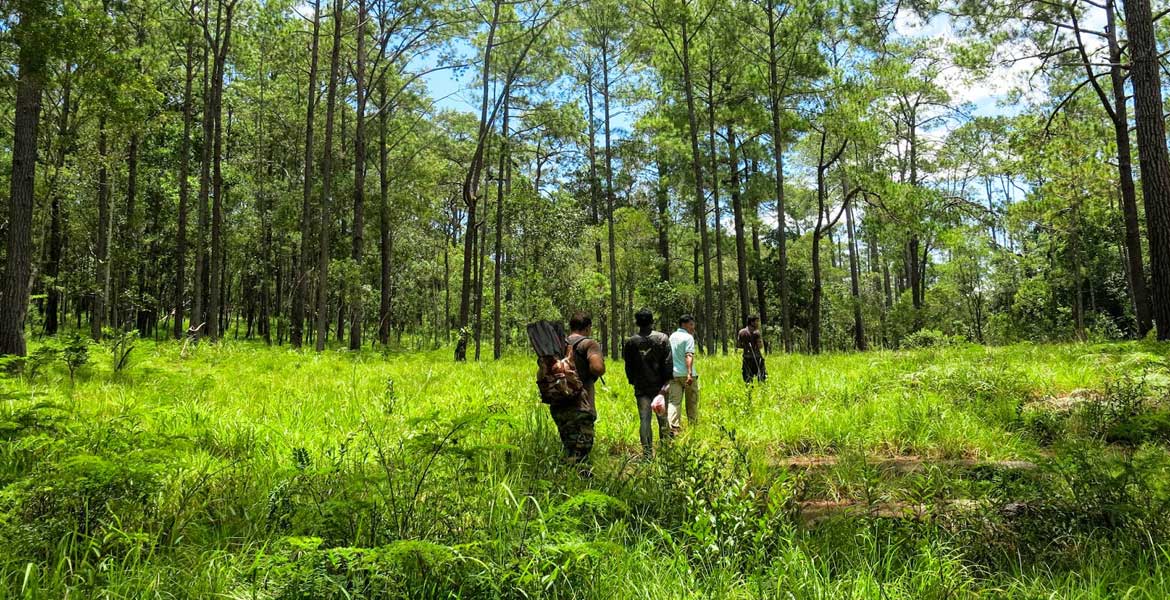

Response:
(667, 315), (700, 436)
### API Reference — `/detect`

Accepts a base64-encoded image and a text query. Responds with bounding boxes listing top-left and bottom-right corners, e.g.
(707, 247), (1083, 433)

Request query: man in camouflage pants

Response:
(552, 312), (605, 473)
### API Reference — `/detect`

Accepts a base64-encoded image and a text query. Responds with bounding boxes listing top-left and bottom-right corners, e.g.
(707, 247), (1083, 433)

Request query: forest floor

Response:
(3, 339), (1170, 598)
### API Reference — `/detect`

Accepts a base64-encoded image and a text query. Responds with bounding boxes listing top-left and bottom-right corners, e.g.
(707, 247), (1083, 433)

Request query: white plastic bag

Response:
(651, 394), (666, 415)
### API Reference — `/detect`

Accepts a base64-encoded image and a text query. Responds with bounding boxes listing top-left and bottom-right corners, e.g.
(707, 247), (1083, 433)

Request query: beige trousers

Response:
(667, 377), (700, 434)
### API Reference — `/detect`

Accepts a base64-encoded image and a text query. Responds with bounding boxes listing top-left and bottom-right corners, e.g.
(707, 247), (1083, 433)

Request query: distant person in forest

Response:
(622, 308), (673, 457)
(737, 315), (766, 383)
(668, 315), (700, 435)
(553, 312), (605, 475)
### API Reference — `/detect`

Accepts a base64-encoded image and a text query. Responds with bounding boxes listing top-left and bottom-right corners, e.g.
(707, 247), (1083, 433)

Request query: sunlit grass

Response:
(1, 338), (1168, 598)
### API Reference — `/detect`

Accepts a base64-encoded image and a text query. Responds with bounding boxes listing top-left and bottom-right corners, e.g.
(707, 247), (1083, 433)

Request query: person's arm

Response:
(587, 342), (605, 377)
(684, 335), (695, 385)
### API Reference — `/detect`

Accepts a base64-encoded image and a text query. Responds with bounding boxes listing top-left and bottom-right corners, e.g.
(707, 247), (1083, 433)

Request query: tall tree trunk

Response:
(444, 208), (452, 340)
(587, 76), (601, 273)
(44, 68), (73, 337)
(907, 119), (925, 326)
(810, 226), (824, 353)
(257, 48), (272, 345)
(729, 123), (750, 328)
(175, 9), (196, 339)
(0, 4), (46, 355)
(493, 93), (509, 359)
(656, 153), (671, 281)
(457, 0), (501, 361)
(193, 4), (211, 340)
(1103, 0), (1153, 336)
(765, 0), (791, 352)
(585, 73), (607, 352)
(1071, 200), (1086, 341)
(749, 160), (769, 349)
(378, 79), (392, 346)
(122, 132), (138, 330)
(602, 44), (620, 359)
(140, 187), (162, 335)
(1124, 0), (1170, 340)
(867, 224), (888, 345)
(706, 63), (726, 354)
(292, 0), (321, 348)
(846, 201), (866, 350)
(810, 156), (829, 354)
(93, 118), (111, 341)
(474, 209), (487, 360)
(809, 136), (847, 354)
(206, 5), (235, 342)
(750, 211), (768, 347)
(117, 23), (147, 332)
(681, 21), (713, 353)
(350, 0), (367, 350)
(316, 0), (343, 351)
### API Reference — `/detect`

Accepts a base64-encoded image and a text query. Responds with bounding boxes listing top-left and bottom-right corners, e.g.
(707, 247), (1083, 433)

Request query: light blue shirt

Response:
(669, 328), (697, 378)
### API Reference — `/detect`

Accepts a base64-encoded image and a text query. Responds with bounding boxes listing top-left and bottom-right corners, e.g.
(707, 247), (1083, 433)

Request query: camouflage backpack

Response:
(536, 338), (588, 406)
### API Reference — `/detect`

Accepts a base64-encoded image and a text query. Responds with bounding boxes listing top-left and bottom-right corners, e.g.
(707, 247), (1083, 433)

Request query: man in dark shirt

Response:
(554, 311), (605, 472)
(737, 315), (766, 383)
(622, 308), (673, 457)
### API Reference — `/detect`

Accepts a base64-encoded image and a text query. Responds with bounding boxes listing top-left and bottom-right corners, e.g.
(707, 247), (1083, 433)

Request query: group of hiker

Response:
(532, 309), (766, 473)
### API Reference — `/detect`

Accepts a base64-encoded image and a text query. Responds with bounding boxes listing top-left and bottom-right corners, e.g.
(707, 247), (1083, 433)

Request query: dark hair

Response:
(746, 315), (759, 325)
(569, 311), (593, 332)
(635, 308), (654, 327)
(678, 314), (695, 325)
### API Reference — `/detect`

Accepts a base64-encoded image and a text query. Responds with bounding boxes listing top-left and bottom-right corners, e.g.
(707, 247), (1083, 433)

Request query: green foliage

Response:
(61, 333), (89, 384)
(105, 329), (136, 373)
(3, 330), (1170, 597)
(1, 453), (162, 561)
(901, 329), (965, 349)
(258, 537), (480, 599)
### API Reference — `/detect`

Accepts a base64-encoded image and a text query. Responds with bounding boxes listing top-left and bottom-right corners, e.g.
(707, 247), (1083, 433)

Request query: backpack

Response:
(536, 338), (589, 406)
(626, 332), (671, 391)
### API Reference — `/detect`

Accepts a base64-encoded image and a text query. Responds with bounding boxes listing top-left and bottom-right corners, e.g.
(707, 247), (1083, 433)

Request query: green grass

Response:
(1, 338), (1169, 598)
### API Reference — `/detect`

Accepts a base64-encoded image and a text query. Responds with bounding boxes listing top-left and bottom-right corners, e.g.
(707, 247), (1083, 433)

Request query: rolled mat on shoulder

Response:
(526, 320), (566, 358)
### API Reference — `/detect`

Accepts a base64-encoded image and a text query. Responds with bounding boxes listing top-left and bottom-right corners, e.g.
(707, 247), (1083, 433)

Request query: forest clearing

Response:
(7, 0), (1170, 595)
(3, 339), (1170, 598)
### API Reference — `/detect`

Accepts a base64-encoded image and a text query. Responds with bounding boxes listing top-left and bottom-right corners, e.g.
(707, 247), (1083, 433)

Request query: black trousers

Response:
(742, 353), (766, 383)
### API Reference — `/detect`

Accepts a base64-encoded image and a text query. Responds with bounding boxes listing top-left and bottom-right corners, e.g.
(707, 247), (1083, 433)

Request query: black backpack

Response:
(626, 332), (670, 388)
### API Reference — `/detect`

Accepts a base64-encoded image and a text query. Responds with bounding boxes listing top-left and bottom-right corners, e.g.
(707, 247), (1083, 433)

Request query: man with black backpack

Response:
(547, 312), (605, 473)
(622, 308), (673, 457)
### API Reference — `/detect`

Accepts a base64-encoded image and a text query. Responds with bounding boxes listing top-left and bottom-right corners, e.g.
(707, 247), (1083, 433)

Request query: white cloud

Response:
(890, 7), (1097, 118)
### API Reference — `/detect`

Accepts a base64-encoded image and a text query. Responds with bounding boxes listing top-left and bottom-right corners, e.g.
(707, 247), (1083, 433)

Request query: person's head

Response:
(746, 315), (760, 329)
(569, 311), (593, 335)
(635, 308), (654, 329)
(678, 314), (696, 335)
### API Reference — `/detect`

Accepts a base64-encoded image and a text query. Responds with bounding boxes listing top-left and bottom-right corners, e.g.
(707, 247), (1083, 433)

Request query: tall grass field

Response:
(3, 339), (1170, 598)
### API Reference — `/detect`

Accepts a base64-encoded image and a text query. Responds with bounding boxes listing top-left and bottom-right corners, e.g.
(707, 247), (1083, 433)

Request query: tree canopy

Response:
(3, 0), (1170, 357)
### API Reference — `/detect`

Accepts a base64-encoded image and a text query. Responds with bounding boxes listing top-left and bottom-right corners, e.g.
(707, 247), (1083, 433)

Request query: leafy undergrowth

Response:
(1, 339), (1169, 598)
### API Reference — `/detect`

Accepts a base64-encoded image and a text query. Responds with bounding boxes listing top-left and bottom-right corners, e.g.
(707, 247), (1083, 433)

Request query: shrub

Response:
(28, 345), (61, 380)
(1, 453), (162, 560)
(1075, 371), (1165, 445)
(61, 333), (89, 384)
(901, 329), (965, 350)
(258, 537), (483, 599)
(550, 490), (629, 531)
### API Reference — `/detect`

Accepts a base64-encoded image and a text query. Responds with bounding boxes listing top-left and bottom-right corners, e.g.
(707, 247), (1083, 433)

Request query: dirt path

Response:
(775, 455), (1039, 472)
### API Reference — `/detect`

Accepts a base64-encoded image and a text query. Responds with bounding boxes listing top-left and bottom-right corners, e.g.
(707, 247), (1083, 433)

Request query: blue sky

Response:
(415, 8), (1059, 122)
